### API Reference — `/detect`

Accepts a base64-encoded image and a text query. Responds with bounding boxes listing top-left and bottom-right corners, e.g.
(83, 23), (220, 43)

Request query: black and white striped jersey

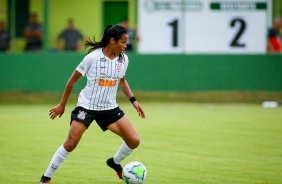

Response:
(76, 48), (129, 110)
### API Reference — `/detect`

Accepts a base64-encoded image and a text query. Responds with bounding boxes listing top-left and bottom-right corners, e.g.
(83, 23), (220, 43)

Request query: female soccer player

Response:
(39, 25), (145, 184)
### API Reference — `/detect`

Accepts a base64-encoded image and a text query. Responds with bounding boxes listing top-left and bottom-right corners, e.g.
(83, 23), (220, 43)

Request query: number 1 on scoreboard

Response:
(168, 19), (179, 47)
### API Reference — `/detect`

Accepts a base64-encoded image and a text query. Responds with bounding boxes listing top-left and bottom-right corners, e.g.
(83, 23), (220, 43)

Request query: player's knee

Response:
(64, 139), (79, 152)
(128, 135), (140, 149)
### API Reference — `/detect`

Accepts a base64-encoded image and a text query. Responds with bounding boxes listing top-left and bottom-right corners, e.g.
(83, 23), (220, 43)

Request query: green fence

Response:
(1, 53), (282, 92)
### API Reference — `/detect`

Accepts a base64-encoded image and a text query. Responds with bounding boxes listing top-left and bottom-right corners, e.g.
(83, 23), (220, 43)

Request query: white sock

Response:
(44, 145), (70, 178)
(113, 142), (134, 164)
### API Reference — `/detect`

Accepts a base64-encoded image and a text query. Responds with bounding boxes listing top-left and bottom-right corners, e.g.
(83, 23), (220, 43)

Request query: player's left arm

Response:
(119, 77), (145, 118)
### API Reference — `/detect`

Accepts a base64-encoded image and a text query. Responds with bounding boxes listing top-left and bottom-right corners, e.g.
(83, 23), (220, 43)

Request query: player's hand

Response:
(133, 101), (145, 119)
(49, 104), (65, 120)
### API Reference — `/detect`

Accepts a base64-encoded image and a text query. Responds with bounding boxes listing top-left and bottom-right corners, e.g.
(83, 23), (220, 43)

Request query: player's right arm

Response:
(49, 70), (82, 119)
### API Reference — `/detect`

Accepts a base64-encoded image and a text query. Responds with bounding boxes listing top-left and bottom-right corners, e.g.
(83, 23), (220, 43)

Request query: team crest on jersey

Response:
(100, 58), (106, 62)
(116, 63), (122, 72)
(77, 110), (87, 120)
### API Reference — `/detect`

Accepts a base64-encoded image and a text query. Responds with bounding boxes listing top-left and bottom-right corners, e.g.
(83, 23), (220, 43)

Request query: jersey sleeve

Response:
(76, 55), (92, 76)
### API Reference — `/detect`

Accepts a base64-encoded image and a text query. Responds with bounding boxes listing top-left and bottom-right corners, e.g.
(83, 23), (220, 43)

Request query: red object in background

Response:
(269, 37), (281, 52)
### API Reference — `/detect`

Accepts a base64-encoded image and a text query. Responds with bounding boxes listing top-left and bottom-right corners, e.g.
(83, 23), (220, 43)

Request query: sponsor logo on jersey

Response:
(99, 73), (119, 87)
(98, 79), (117, 87)
(77, 110), (87, 120)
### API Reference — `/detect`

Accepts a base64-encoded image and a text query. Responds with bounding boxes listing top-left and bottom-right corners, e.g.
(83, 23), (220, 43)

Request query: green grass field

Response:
(0, 103), (282, 184)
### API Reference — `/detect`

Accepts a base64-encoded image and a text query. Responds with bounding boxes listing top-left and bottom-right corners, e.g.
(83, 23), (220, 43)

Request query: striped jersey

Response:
(76, 48), (129, 110)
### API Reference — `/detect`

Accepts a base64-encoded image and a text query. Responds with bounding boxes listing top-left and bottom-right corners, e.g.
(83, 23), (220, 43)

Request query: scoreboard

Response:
(138, 0), (269, 54)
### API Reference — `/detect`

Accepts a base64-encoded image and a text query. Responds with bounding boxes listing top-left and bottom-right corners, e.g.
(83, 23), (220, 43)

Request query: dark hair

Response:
(84, 25), (128, 55)
(30, 12), (37, 17)
(68, 18), (74, 23)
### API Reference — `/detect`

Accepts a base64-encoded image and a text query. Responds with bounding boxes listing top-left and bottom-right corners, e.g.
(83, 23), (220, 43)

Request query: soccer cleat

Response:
(106, 157), (123, 179)
(39, 174), (51, 184)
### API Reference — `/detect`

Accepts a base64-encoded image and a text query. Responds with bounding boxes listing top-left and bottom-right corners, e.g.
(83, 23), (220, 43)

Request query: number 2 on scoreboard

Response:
(230, 18), (246, 48)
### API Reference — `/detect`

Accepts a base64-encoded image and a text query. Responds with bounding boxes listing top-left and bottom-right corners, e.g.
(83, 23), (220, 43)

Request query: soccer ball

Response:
(122, 161), (147, 184)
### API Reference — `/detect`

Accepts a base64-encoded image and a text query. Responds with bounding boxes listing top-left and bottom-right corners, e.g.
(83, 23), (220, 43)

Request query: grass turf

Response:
(0, 91), (282, 104)
(0, 103), (281, 184)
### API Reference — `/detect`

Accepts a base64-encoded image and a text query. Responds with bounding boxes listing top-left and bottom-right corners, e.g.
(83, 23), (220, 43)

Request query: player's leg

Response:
(108, 115), (140, 149)
(63, 120), (88, 152)
(106, 115), (140, 179)
(40, 120), (87, 183)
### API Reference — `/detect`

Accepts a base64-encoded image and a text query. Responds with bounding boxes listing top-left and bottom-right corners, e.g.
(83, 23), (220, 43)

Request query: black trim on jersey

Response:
(96, 57), (107, 110)
(88, 59), (99, 110)
(101, 57), (108, 109)
(110, 59), (118, 108)
(100, 58), (111, 110)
